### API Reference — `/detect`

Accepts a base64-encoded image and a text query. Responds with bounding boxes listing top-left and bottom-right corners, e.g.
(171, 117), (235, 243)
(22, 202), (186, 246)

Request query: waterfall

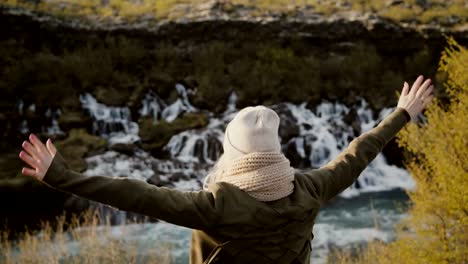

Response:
(16, 101), (64, 136)
(80, 86), (414, 205)
(139, 92), (167, 121)
(285, 100), (414, 198)
(139, 84), (197, 122)
(80, 93), (139, 145)
(45, 108), (64, 136)
(19, 120), (29, 134)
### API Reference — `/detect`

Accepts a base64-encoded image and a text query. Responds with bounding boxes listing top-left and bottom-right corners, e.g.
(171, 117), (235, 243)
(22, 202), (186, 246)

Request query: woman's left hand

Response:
(19, 133), (57, 181)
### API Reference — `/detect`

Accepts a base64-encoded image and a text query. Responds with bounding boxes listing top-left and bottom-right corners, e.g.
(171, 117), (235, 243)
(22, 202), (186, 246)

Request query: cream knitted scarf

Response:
(213, 152), (295, 202)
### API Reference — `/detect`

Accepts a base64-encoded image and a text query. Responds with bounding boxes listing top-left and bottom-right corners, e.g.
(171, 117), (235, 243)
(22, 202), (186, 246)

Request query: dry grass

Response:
(0, 210), (171, 264)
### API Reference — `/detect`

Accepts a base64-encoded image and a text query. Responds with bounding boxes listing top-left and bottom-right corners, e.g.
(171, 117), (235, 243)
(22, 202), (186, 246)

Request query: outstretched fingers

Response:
(422, 84), (434, 99)
(423, 94), (434, 106)
(29, 133), (48, 155)
(416, 78), (432, 98)
(22, 167), (40, 178)
(401, 82), (409, 96)
(46, 139), (57, 156)
(397, 75), (436, 121)
(19, 134), (57, 181)
(409, 75), (424, 96)
(19, 151), (39, 169)
(22, 141), (40, 159)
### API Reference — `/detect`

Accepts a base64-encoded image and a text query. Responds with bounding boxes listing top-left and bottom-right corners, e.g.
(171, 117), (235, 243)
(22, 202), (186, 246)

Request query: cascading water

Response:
(80, 93), (139, 145)
(44, 108), (64, 136)
(16, 100), (64, 136)
(139, 83), (197, 122)
(42, 84), (415, 264)
(286, 100), (414, 198)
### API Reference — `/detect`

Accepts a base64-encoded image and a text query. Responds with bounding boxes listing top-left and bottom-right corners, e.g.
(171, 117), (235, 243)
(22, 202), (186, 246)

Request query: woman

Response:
(19, 76), (434, 263)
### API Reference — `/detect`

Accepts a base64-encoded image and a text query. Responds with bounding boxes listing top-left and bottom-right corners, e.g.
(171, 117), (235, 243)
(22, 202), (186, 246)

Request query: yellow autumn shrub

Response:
(331, 37), (467, 264)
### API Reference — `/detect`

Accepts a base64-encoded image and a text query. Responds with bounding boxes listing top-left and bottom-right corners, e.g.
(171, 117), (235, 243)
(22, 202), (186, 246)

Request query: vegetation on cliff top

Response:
(0, 36), (440, 113)
(1, 0), (467, 26)
(330, 37), (468, 264)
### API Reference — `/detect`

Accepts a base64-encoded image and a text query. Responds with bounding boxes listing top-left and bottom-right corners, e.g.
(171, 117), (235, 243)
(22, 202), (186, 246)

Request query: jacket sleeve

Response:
(42, 153), (222, 229)
(304, 107), (410, 203)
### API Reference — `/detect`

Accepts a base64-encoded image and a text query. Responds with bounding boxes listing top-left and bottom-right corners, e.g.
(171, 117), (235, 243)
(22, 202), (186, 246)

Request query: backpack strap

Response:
(203, 240), (231, 264)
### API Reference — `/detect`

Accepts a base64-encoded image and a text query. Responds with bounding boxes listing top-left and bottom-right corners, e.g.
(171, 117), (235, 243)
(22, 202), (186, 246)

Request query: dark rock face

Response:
(271, 103), (301, 144)
(343, 108), (361, 136)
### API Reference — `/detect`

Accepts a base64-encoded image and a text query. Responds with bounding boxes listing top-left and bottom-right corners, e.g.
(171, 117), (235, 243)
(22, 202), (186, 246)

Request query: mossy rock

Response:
(139, 112), (209, 156)
(58, 111), (92, 131)
(94, 86), (132, 106)
(55, 129), (107, 172)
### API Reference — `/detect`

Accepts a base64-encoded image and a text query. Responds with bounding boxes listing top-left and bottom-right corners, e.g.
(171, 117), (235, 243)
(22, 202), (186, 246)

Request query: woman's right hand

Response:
(19, 134), (57, 181)
(397, 75), (434, 121)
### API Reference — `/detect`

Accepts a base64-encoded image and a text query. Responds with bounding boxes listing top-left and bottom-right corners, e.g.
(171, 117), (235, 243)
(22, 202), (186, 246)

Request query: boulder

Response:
(170, 172), (190, 182)
(147, 174), (175, 187)
(55, 129), (107, 172)
(139, 112), (209, 156)
(147, 174), (161, 186)
(109, 143), (137, 156)
(58, 111), (92, 131)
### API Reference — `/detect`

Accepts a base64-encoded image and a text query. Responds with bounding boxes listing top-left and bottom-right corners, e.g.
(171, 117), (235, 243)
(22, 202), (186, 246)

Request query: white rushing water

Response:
(17, 100), (64, 136)
(80, 93), (140, 145)
(287, 100), (414, 198)
(43, 83), (415, 263)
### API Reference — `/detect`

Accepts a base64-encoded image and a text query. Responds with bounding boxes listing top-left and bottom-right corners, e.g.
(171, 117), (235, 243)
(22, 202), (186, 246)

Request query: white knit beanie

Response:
(204, 106), (295, 201)
(223, 106), (282, 159)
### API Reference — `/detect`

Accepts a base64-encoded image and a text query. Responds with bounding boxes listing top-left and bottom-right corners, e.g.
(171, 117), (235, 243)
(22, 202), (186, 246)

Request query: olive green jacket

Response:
(43, 108), (410, 264)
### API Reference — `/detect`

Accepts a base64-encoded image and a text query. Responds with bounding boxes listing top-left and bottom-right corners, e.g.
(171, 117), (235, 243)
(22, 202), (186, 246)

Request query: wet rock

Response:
(147, 174), (175, 187)
(170, 172), (190, 182)
(192, 139), (207, 163)
(207, 136), (223, 161)
(284, 139), (311, 169)
(109, 143), (137, 156)
(147, 174), (161, 186)
(271, 103), (300, 143)
(343, 108), (361, 135)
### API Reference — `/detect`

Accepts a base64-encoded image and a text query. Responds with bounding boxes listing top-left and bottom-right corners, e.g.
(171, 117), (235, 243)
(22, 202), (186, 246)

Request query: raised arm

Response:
(305, 75), (434, 202)
(19, 134), (221, 229)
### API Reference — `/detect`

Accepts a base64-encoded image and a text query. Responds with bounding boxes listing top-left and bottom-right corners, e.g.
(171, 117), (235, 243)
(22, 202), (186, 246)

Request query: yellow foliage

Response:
(331, 37), (468, 264)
